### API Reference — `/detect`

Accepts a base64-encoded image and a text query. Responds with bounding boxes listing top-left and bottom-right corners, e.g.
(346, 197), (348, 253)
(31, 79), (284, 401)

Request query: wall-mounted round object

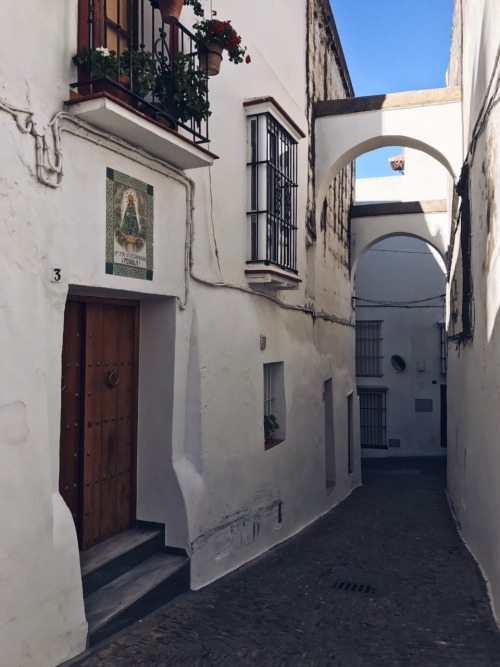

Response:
(391, 355), (406, 372)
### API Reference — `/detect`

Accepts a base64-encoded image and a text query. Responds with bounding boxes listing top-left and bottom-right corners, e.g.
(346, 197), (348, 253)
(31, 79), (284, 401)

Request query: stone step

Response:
(80, 526), (164, 596)
(85, 551), (189, 645)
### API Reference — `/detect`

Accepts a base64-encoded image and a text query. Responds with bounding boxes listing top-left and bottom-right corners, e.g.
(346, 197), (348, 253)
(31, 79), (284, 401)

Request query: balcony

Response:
(66, 1), (217, 170)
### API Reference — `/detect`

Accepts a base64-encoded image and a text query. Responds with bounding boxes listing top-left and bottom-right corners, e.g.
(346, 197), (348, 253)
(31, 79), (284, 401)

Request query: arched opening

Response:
(354, 234), (447, 459)
(316, 134), (455, 225)
(349, 146), (449, 462)
(352, 232), (447, 276)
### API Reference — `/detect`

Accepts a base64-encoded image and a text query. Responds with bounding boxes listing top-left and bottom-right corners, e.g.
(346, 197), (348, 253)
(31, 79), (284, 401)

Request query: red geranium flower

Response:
(193, 18), (249, 65)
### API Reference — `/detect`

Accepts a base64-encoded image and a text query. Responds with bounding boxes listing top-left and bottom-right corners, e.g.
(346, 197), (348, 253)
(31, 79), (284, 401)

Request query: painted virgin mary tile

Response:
(106, 168), (154, 280)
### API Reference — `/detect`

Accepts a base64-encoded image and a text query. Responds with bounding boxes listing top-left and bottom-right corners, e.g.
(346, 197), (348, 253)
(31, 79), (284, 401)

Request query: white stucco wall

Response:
(315, 90), (463, 212)
(182, 0), (359, 590)
(0, 1), (359, 664)
(354, 146), (448, 458)
(355, 237), (446, 457)
(355, 148), (449, 203)
(446, 0), (500, 624)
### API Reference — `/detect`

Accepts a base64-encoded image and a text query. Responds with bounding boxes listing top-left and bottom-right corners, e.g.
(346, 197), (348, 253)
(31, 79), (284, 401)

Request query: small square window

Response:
(263, 362), (285, 449)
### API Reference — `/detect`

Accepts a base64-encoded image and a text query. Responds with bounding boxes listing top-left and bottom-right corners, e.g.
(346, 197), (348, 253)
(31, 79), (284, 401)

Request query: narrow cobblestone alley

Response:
(68, 459), (500, 667)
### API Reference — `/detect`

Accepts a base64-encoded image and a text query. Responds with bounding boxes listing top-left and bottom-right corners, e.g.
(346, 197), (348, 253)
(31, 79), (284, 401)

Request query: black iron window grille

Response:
(358, 388), (387, 449)
(355, 321), (383, 376)
(439, 323), (448, 374)
(72, 0), (210, 144)
(247, 113), (298, 273)
(263, 363), (275, 418)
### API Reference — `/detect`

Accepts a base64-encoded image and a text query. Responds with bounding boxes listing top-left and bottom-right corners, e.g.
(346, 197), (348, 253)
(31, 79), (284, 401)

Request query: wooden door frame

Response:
(62, 295), (141, 549)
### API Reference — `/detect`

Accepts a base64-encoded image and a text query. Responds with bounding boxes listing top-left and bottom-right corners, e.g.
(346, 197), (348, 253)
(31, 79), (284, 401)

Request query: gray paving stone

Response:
(70, 459), (500, 666)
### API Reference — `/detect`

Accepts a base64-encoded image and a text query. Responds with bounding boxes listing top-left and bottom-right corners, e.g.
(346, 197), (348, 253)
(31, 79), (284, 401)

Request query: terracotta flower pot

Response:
(199, 42), (223, 76)
(156, 0), (184, 24)
(93, 74), (131, 104)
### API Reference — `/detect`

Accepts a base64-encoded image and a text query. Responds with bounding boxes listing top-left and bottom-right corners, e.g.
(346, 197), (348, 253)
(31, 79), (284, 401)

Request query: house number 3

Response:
(52, 268), (62, 282)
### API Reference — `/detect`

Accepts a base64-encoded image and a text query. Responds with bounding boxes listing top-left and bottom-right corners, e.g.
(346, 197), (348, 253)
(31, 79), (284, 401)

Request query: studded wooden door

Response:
(59, 298), (139, 550)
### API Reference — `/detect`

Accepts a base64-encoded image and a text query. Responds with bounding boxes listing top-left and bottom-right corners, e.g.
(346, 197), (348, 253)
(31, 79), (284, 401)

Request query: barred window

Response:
(358, 388), (387, 449)
(263, 362), (285, 448)
(355, 321), (383, 376)
(247, 113), (298, 273)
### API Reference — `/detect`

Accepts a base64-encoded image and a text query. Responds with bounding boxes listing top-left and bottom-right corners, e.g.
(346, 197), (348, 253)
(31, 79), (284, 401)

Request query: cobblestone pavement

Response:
(71, 458), (500, 666)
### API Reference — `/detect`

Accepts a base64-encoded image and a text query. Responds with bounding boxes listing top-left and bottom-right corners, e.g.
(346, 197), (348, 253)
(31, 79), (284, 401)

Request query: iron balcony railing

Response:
(71, 0), (210, 144)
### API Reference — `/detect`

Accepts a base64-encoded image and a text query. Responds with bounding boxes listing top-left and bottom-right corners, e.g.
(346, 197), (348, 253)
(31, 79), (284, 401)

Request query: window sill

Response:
(265, 437), (285, 451)
(64, 93), (218, 170)
(245, 265), (301, 290)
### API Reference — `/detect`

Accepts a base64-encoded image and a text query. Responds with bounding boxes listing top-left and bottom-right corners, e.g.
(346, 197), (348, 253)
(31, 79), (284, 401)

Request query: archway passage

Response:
(354, 235), (447, 458)
(350, 200), (449, 274)
(314, 87), (462, 220)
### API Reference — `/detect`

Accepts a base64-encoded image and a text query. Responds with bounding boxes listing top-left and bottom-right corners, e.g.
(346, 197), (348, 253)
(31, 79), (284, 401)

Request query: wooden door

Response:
(59, 298), (139, 550)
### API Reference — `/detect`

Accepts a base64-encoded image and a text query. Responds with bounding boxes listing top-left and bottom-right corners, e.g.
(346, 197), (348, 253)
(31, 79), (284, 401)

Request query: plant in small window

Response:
(264, 414), (279, 439)
(193, 18), (250, 75)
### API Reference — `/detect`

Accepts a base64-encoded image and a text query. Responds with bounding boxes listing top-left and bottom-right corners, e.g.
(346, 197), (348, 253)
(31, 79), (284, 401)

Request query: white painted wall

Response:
(446, 0), (500, 623)
(356, 148), (449, 203)
(354, 148), (448, 458)
(0, 1), (359, 664)
(351, 208), (450, 272)
(315, 91), (463, 211)
(181, 0), (360, 588)
(355, 236), (446, 457)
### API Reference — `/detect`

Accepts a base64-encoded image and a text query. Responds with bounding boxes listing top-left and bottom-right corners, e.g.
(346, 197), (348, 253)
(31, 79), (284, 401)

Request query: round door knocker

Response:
(106, 370), (120, 388)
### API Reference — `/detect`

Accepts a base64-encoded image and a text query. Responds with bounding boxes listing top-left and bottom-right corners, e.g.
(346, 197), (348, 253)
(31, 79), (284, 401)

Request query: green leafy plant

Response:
(193, 19), (250, 64)
(73, 45), (119, 79)
(120, 49), (156, 98)
(150, 0), (204, 19)
(156, 52), (210, 124)
(184, 0), (204, 17)
(264, 414), (279, 439)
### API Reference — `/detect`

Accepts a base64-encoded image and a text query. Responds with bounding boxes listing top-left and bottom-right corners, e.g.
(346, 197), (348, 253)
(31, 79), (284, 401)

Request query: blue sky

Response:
(329, 0), (454, 177)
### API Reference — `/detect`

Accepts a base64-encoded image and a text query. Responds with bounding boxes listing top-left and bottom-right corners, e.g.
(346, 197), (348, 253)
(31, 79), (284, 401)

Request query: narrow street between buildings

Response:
(68, 458), (500, 667)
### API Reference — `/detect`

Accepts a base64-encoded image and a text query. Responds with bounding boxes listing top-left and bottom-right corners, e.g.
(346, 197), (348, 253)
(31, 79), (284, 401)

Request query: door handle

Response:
(106, 370), (120, 388)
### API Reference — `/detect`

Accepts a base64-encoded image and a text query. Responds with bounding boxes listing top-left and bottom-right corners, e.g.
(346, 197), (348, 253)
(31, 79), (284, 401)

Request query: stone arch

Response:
(320, 135), (455, 206)
(352, 231), (447, 276)
(314, 88), (463, 226)
(350, 201), (450, 276)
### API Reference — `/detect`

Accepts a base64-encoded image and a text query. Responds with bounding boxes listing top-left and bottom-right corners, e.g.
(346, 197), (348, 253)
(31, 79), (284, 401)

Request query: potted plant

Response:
(73, 45), (119, 80)
(120, 49), (156, 98)
(264, 414), (279, 439)
(73, 45), (132, 102)
(155, 52), (210, 126)
(152, 0), (203, 24)
(193, 18), (250, 75)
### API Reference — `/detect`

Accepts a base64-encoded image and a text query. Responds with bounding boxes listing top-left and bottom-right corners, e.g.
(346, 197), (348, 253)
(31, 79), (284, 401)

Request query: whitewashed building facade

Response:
(0, 1), (360, 664)
(446, 0), (500, 624)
